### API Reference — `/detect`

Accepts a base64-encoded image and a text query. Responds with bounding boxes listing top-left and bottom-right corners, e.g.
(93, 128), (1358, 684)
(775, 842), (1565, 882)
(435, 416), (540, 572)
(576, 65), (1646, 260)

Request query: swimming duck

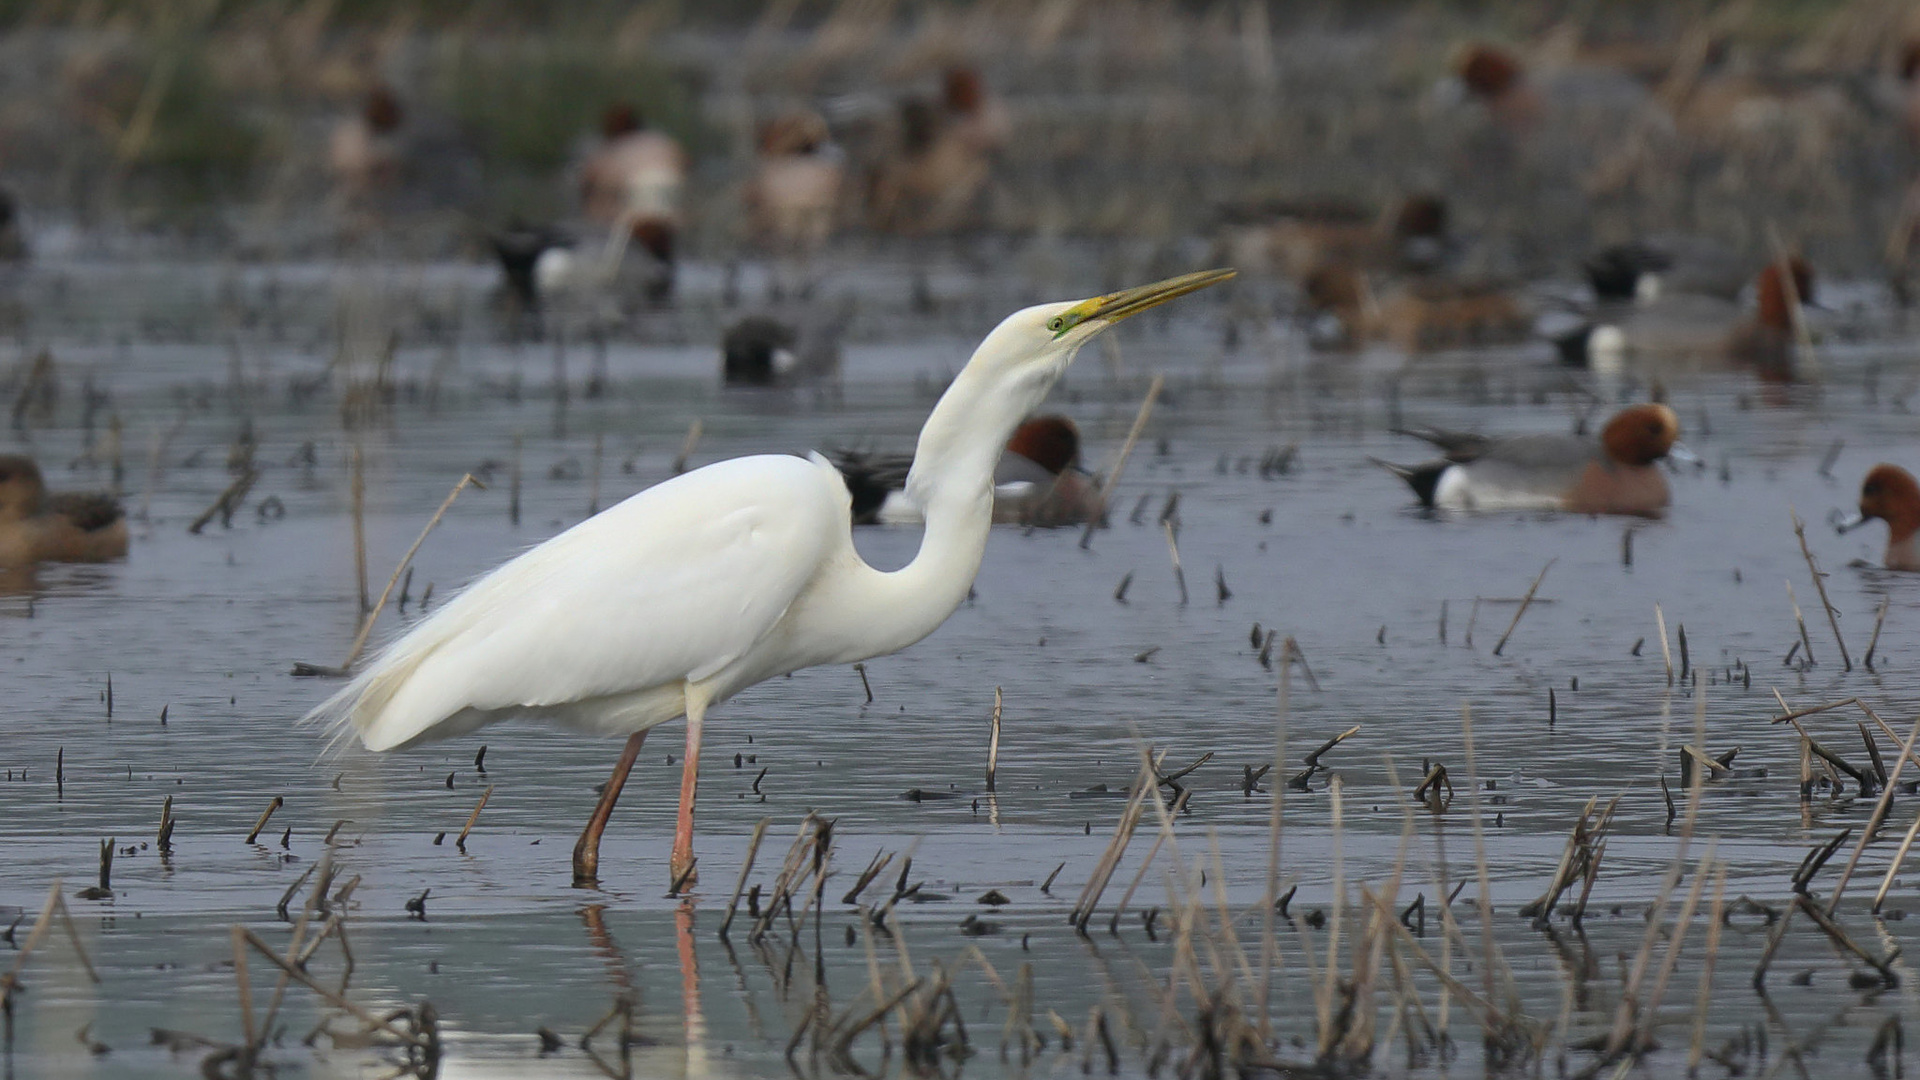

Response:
(580, 104), (684, 299)
(328, 85), (406, 204)
(1555, 257), (1813, 381)
(867, 67), (1009, 234)
(1455, 43), (1542, 131)
(1834, 464), (1920, 571)
(1304, 264), (1528, 352)
(832, 415), (1102, 527)
(1217, 194), (1451, 282)
(1375, 403), (1684, 516)
(745, 109), (844, 256)
(720, 300), (853, 388)
(0, 455), (127, 565)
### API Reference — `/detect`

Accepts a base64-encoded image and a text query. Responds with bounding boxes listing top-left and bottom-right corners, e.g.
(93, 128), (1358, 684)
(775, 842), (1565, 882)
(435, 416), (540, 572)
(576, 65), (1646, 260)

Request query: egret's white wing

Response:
(310, 454), (848, 751)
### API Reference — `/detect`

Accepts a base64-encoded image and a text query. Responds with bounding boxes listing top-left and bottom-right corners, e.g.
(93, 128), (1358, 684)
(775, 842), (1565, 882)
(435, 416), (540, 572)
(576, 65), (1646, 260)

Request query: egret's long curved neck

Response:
(851, 351), (1066, 656)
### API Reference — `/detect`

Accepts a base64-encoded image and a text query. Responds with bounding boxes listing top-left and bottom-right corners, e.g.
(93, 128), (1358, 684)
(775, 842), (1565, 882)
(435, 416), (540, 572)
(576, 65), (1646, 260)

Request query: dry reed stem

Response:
(1459, 704), (1524, 1051)
(230, 924), (258, 1052)
(341, 472), (481, 670)
(509, 433), (522, 525)
(673, 419), (703, 475)
(1826, 712), (1920, 913)
(1162, 518), (1187, 605)
(1360, 888), (1509, 1031)
(1634, 844), (1718, 1050)
(1787, 719), (1871, 791)
(1794, 897), (1898, 982)
(260, 850), (332, 1041)
(238, 927), (428, 1047)
(0, 880), (98, 1004)
(1768, 697), (1859, 724)
(350, 445), (368, 613)
(187, 467), (257, 534)
(1109, 789), (1185, 934)
(1607, 688), (1709, 1057)
(1866, 597), (1889, 669)
(1687, 864), (1729, 1074)
(1790, 508), (1850, 670)
(1873, 798), (1920, 914)
(1256, 637), (1291, 1033)
(245, 796), (284, 845)
(455, 784), (494, 849)
(1070, 755), (1158, 929)
(1080, 374), (1163, 548)
(1785, 580), (1817, 666)
(986, 686), (1001, 793)
(1491, 560), (1554, 657)
(1655, 604), (1674, 685)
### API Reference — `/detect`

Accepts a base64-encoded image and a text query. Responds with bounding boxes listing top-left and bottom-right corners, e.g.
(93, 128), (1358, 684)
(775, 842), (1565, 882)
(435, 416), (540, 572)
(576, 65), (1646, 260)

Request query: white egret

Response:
(307, 268), (1234, 886)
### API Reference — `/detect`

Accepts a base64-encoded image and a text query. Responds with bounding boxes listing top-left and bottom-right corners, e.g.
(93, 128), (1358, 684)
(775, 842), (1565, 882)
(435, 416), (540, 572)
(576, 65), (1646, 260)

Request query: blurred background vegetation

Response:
(0, 0), (1905, 274)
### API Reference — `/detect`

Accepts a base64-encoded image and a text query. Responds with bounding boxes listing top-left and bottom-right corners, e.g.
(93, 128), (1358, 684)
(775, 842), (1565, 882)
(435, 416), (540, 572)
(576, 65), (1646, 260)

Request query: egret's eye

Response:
(1047, 316), (1067, 333)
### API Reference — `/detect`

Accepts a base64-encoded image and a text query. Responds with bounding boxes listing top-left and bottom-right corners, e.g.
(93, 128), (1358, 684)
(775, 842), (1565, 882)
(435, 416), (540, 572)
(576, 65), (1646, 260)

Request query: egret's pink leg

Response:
(669, 695), (707, 889)
(572, 730), (648, 886)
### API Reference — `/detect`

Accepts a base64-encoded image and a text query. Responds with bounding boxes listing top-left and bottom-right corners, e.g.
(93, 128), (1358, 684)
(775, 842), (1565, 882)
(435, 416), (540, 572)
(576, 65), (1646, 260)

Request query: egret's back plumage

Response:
(309, 453), (850, 752)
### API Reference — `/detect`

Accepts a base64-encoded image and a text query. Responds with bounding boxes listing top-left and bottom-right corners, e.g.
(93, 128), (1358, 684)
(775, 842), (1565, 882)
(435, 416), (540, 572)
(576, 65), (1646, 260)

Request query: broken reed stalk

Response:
(232, 924), (257, 1049)
(1787, 719), (1871, 791)
(0, 880), (100, 1002)
(1867, 597), (1889, 669)
(350, 445), (369, 614)
(1256, 636), (1293, 1031)
(1069, 756), (1157, 930)
(1633, 845), (1718, 1051)
(588, 431), (603, 516)
(455, 784), (494, 850)
(157, 795), (175, 852)
(720, 818), (771, 938)
(1785, 580), (1816, 666)
(1490, 559), (1554, 656)
(673, 419), (703, 475)
(1655, 603), (1674, 685)
(1162, 519), (1187, 605)
(1108, 787), (1187, 934)
(986, 687), (1002, 793)
(187, 467), (257, 534)
(1768, 697), (1860, 725)
(245, 796), (284, 845)
(1080, 374), (1164, 548)
(1458, 705), (1521, 1040)
(237, 927), (428, 1048)
(1608, 688), (1710, 1056)
(339, 472), (482, 671)
(509, 433), (522, 525)
(1791, 508), (1850, 671)
(1826, 713), (1920, 913)
(1687, 864), (1729, 1074)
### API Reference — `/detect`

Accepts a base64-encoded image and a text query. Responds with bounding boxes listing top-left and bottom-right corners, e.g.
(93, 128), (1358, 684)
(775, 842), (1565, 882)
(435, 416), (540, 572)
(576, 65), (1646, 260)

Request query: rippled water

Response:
(3, 258), (1920, 1077)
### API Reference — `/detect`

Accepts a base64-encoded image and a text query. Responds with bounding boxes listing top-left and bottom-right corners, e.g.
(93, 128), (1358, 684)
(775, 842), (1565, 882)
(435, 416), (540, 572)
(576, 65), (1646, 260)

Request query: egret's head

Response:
(969, 268), (1236, 397)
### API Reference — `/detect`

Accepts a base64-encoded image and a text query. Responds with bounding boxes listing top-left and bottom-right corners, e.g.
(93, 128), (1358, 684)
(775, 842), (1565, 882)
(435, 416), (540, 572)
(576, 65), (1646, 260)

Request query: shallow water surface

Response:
(3, 259), (1920, 1077)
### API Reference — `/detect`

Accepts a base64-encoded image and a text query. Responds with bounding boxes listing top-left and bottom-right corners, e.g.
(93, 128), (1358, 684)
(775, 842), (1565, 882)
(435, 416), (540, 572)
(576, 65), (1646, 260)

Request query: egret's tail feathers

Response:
(300, 645), (436, 759)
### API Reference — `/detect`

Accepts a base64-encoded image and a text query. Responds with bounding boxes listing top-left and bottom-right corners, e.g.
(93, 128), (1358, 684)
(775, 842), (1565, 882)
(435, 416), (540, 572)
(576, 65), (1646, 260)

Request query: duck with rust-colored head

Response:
(1557, 257), (1814, 383)
(833, 414), (1103, 528)
(0, 455), (127, 566)
(1836, 464), (1920, 571)
(1375, 403), (1685, 517)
